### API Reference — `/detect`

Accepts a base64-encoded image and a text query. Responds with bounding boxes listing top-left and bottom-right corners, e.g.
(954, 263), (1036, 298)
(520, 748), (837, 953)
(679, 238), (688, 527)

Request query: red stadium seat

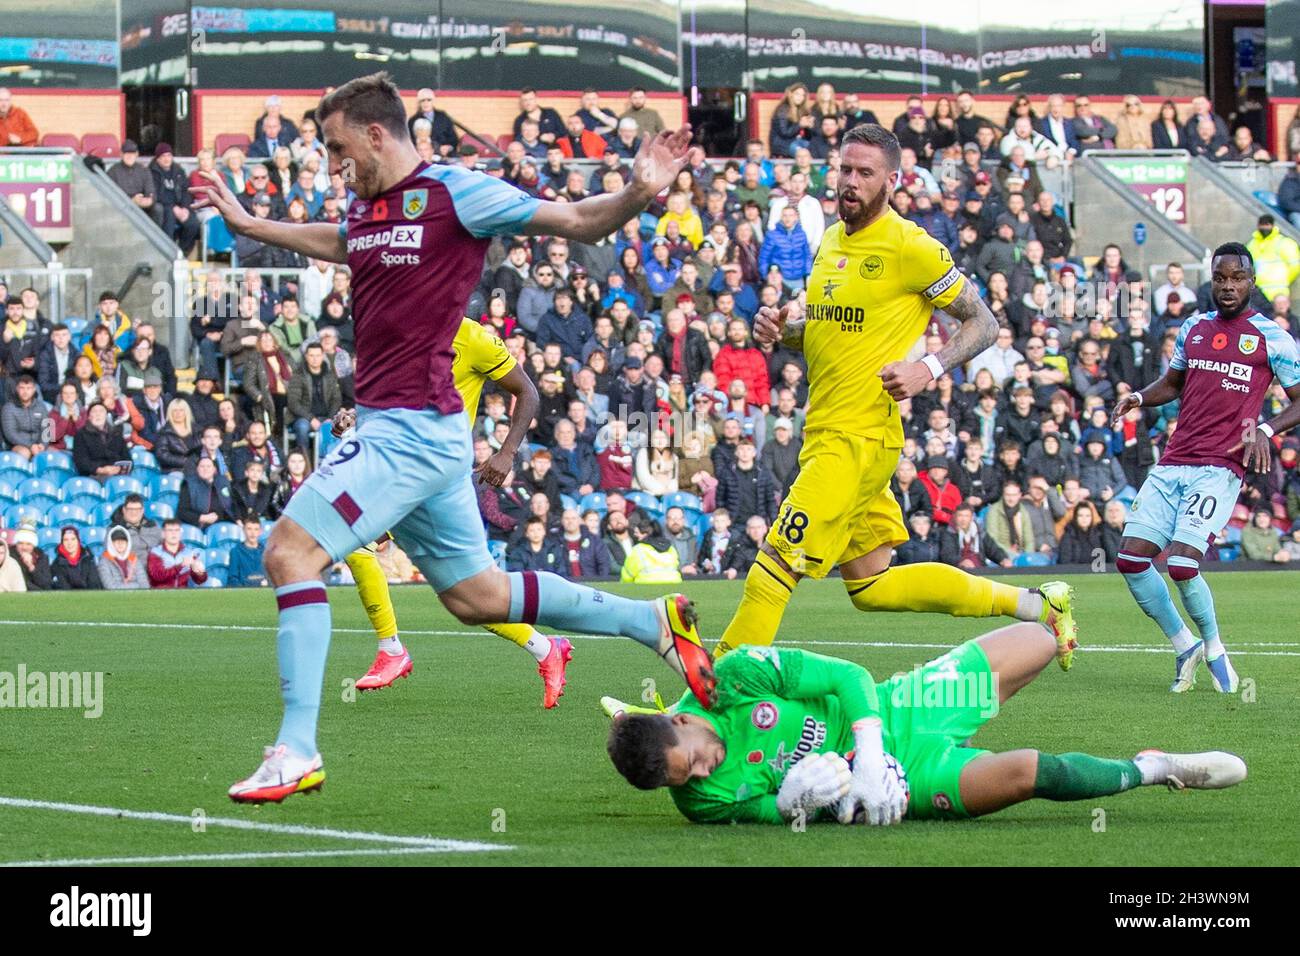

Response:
(495, 134), (514, 152)
(82, 133), (121, 159)
(214, 133), (251, 157)
(40, 133), (81, 151)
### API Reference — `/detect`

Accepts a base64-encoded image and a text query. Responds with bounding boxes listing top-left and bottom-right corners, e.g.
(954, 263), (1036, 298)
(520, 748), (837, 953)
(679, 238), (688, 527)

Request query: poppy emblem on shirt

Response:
(372, 199), (388, 220)
(402, 189), (428, 219)
(1211, 332), (1228, 350)
(747, 750), (764, 764)
(836, 256), (847, 270)
(1239, 333), (1259, 355)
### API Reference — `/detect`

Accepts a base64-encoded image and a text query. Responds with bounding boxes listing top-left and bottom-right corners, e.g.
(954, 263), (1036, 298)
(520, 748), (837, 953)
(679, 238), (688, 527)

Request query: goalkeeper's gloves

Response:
(774, 752), (852, 821)
(835, 717), (907, 827)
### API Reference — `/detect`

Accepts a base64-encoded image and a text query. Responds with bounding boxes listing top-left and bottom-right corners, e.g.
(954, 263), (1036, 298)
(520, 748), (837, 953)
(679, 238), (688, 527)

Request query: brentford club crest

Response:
(751, 701), (779, 730)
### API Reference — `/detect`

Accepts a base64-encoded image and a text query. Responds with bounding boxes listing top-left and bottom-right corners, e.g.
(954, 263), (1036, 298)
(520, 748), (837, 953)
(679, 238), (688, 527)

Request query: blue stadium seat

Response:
(67, 495), (107, 514)
(81, 526), (109, 548)
(17, 477), (61, 502)
(154, 472), (184, 496)
(107, 475), (147, 500)
(559, 494), (578, 512)
(61, 476), (105, 501)
(46, 503), (91, 527)
(578, 491), (607, 515)
(0, 481), (16, 504)
(95, 502), (118, 525)
(663, 491), (703, 513)
(130, 448), (159, 472)
(624, 490), (664, 517)
(147, 501), (175, 522)
(1223, 526), (1242, 545)
(0, 468), (31, 489)
(488, 539), (508, 570)
(32, 449), (74, 478)
(65, 316), (87, 338)
(180, 524), (207, 549)
(42, 545), (57, 563)
(205, 522), (243, 548)
(205, 216), (236, 258)
(695, 511), (713, 544)
(1253, 190), (1283, 215)
(205, 547), (231, 568)
(0, 451), (32, 473)
(6, 503), (48, 527)
(154, 492), (179, 511)
(203, 566), (229, 587)
(1217, 545), (1239, 563)
(1013, 552), (1053, 568)
(37, 527), (63, 548)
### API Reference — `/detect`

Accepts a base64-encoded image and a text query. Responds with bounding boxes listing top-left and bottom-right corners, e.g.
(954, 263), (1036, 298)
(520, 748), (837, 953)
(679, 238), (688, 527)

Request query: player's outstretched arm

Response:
(524, 126), (693, 244)
(189, 170), (348, 263)
(1111, 367), (1185, 426)
(477, 365), (539, 487)
(880, 280), (997, 401)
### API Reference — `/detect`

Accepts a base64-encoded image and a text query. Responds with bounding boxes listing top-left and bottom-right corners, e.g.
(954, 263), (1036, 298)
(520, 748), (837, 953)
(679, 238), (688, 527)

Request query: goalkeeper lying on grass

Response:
(605, 623), (1246, 824)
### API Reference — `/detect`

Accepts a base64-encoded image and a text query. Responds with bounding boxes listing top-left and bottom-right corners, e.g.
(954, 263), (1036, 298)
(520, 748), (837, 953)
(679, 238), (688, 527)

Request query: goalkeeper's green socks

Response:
(1034, 752), (1143, 800)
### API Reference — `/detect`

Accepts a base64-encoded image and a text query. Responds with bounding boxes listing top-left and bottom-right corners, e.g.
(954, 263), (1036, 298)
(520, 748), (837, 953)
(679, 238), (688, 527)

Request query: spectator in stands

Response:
(249, 112), (291, 160)
(1113, 95), (1153, 150)
(94, 526), (142, 590)
(633, 428), (678, 496)
(512, 88), (564, 144)
(116, 337), (155, 399)
(717, 437), (778, 526)
(1153, 262), (1196, 315)
(1077, 429), (1128, 503)
(918, 455), (962, 527)
(1278, 166), (1300, 230)
(233, 419), (283, 484)
(1000, 115), (1053, 163)
(1, 295), (39, 390)
(1056, 502), (1103, 566)
(219, 294), (267, 382)
(194, 422), (234, 482)
(1247, 215), (1300, 300)
(619, 512), (681, 584)
(508, 516), (562, 574)
(721, 514), (767, 579)
(982, 480), (1040, 561)
(951, 90), (995, 143)
(760, 415), (801, 500)
(615, 87), (663, 140)
(657, 506), (698, 575)
(0, 87), (37, 145)
(282, 338), (337, 455)
(1034, 94), (1079, 157)
(229, 455), (273, 520)
(516, 261), (558, 336)
(896, 512), (942, 565)
(1184, 95), (1229, 143)
(130, 369), (169, 449)
(1029, 192), (1071, 263)
(1149, 99), (1186, 150)
(80, 325), (118, 383)
(72, 402), (129, 479)
(149, 143), (198, 255)
(108, 140), (161, 224)
(557, 111), (605, 160)
(33, 323), (72, 404)
(535, 289), (592, 370)
(268, 296), (316, 369)
(2, 374), (49, 459)
(11, 523), (52, 590)
(555, 507), (610, 579)
(226, 515), (268, 588)
(549, 418), (599, 498)
(1238, 507), (1280, 562)
(760, 206), (813, 294)
(605, 116), (642, 160)
(1189, 117), (1229, 161)
(240, 330), (291, 432)
(1071, 95), (1116, 152)
(178, 454), (232, 529)
(406, 88), (457, 154)
(105, 494), (158, 565)
(769, 82), (811, 158)
(47, 381), (84, 450)
(147, 519), (207, 588)
(50, 526), (103, 590)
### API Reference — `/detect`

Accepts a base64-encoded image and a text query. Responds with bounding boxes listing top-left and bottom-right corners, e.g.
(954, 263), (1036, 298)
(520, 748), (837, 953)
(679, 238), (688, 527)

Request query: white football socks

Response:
(378, 636), (404, 656)
(1015, 589), (1045, 621)
(523, 633), (553, 662)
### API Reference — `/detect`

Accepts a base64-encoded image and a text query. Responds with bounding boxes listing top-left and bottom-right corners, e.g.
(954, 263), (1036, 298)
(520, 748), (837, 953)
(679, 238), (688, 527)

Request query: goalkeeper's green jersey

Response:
(670, 646), (882, 824)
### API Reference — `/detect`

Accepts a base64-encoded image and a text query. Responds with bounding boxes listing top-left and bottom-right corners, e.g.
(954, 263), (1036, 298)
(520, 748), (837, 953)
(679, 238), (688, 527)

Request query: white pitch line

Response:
(0, 796), (512, 852)
(0, 619), (1297, 655)
(3, 847), (474, 867)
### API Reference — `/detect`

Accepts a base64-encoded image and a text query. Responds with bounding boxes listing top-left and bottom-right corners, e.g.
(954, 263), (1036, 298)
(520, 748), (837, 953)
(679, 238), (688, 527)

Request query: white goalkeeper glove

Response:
(775, 752), (853, 821)
(835, 718), (907, 827)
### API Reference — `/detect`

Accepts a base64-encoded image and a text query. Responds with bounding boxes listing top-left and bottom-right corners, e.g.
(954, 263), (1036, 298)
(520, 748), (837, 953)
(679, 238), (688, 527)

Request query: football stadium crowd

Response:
(3, 83), (1300, 592)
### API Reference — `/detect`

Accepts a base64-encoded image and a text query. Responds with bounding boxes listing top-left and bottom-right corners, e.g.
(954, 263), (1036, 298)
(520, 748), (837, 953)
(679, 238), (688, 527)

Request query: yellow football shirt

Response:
(802, 208), (964, 443)
(452, 318), (516, 425)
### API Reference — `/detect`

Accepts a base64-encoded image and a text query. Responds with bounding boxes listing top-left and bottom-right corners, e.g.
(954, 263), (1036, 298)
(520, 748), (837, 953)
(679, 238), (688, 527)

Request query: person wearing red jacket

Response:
(712, 318), (771, 409)
(147, 519), (209, 588)
(557, 113), (609, 160)
(0, 88), (38, 147)
(918, 455), (963, 527)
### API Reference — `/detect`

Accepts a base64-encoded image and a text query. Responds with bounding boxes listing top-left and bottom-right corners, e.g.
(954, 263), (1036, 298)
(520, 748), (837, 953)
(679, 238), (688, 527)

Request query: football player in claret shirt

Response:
(713, 123), (1078, 666)
(607, 623), (1247, 826)
(193, 72), (716, 803)
(342, 318), (574, 708)
(1111, 243), (1300, 694)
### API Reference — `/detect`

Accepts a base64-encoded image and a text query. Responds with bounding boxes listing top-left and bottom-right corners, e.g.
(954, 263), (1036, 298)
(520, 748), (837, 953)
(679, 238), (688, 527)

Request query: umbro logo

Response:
(1191, 335), (1203, 344)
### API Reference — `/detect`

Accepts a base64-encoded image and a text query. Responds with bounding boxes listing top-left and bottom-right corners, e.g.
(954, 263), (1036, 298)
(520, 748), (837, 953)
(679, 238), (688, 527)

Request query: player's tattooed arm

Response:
(880, 280), (996, 401)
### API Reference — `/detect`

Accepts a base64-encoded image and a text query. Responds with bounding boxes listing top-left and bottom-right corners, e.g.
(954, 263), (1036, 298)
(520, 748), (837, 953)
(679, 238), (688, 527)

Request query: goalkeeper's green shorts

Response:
(877, 640), (999, 821)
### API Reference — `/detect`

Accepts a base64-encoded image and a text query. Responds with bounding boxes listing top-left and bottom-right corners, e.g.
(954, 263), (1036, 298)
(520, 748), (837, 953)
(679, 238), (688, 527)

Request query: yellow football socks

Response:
(714, 551), (797, 659)
(843, 563), (1021, 618)
(346, 547), (398, 640)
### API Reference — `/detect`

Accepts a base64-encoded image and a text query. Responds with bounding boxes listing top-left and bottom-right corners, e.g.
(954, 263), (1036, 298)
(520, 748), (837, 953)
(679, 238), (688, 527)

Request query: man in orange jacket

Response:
(557, 112), (608, 160)
(0, 88), (39, 147)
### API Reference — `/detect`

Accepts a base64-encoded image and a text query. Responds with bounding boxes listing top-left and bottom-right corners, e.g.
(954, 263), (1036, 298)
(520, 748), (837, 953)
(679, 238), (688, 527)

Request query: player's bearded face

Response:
(1211, 255), (1253, 317)
(838, 144), (891, 227)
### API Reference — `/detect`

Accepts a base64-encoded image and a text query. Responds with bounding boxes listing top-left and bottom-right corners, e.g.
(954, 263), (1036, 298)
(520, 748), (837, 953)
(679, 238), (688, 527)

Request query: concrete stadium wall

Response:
(194, 89), (687, 156)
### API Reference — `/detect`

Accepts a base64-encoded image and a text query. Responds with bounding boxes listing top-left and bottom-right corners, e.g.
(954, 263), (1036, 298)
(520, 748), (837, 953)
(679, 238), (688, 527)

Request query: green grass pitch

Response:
(0, 572), (1295, 866)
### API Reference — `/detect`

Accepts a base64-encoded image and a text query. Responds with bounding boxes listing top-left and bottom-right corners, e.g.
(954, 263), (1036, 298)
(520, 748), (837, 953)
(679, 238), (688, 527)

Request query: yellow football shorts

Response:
(765, 429), (907, 579)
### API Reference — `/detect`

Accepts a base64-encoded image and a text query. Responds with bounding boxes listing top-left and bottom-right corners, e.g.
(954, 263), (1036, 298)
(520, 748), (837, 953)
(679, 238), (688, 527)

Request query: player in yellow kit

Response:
(346, 317), (574, 707)
(714, 124), (1078, 666)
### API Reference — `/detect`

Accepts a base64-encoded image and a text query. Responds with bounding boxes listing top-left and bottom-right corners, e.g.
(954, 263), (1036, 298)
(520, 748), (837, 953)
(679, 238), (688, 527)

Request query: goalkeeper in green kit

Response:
(605, 622), (1246, 824)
